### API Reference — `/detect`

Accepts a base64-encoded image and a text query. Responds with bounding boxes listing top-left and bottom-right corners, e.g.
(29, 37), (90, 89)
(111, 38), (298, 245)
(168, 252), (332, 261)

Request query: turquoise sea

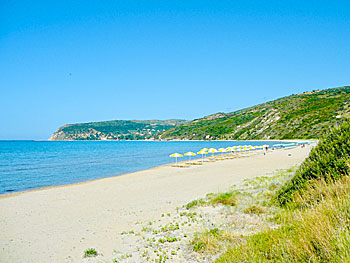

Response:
(0, 140), (279, 194)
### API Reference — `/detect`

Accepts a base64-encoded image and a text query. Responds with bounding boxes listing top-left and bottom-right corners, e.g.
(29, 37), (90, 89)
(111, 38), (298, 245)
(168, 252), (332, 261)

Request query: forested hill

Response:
(49, 119), (188, 140)
(160, 86), (350, 140)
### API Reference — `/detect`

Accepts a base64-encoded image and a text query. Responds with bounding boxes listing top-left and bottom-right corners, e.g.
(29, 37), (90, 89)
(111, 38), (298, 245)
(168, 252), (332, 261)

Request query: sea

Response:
(0, 140), (279, 195)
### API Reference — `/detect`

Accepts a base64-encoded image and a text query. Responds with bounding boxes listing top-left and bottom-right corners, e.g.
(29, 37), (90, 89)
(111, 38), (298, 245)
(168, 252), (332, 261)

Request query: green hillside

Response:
(160, 86), (350, 140)
(49, 119), (188, 140)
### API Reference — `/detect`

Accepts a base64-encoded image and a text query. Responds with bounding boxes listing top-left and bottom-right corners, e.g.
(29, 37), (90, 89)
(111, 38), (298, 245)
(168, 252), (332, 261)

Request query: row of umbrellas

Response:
(170, 145), (269, 164)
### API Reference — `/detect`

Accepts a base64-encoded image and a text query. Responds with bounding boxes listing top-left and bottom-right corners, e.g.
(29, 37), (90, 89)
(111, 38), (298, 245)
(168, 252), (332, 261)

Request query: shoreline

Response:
(32, 139), (312, 142)
(0, 151), (257, 199)
(0, 162), (172, 200)
(0, 145), (313, 263)
(0, 143), (310, 199)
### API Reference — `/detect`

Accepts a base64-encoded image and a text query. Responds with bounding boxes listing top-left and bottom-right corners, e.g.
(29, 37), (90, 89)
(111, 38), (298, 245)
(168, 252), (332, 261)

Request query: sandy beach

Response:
(0, 146), (312, 263)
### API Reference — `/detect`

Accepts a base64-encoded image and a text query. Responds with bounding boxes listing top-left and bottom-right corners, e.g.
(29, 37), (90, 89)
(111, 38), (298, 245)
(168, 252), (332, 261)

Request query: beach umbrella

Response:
(170, 153), (183, 166)
(184, 152), (196, 161)
(208, 148), (218, 156)
(197, 149), (208, 160)
(218, 148), (227, 157)
(226, 147), (234, 154)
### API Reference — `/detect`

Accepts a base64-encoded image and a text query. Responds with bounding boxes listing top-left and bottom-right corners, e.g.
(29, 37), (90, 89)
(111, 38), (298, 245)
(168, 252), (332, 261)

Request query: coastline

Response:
(0, 151), (260, 199)
(0, 162), (172, 200)
(0, 145), (312, 263)
(43, 138), (311, 142)
(0, 140), (313, 198)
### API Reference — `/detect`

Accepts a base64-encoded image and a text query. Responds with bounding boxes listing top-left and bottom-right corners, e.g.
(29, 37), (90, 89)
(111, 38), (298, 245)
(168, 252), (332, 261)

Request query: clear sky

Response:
(1, 0), (349, 140)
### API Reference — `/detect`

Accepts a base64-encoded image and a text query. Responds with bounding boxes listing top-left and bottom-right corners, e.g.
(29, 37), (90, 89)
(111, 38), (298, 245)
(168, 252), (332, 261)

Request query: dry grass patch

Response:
(243, 204), (265, 215)
(191, 228), (238, 254)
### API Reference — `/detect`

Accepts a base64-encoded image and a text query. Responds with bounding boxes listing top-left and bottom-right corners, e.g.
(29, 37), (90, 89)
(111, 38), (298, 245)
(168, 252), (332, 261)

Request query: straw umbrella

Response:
(170, 153), (183, 166)
(184, 152), (196, 161)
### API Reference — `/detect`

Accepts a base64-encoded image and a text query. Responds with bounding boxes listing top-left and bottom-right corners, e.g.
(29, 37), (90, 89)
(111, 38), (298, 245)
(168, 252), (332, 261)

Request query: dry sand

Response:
(0, 146), (312, 263)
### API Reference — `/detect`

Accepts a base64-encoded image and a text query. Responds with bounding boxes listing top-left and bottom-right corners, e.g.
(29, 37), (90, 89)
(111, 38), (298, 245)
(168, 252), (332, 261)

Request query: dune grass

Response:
(276, 120), (350, 206)
(209, 192), (237, 206)
(243, 204), (265, 215)
(217, 176), (350, 263)
(216, 120), (350, 262)
(191, 228), (238, 254)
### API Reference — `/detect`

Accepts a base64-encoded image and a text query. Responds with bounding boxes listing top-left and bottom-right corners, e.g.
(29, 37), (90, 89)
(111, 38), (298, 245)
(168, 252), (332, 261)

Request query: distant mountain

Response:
(49, 119), (188, 140)
(160, 86), (350, 140)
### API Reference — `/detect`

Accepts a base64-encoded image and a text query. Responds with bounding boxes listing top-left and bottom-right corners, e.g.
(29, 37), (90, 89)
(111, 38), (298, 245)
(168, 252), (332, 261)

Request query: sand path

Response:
(0, 146), (311, 263)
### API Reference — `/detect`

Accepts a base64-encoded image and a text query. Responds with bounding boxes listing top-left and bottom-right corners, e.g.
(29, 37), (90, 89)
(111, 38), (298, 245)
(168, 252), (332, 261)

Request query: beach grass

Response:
(216, 120), (350, 262)
(217, 176), (350, 263)
(276, 120), (350, 206)
(209, 192), (237, 206)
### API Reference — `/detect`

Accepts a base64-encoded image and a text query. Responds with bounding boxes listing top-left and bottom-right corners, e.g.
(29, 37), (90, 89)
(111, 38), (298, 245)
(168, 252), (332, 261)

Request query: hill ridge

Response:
(160, 86), (350, 140)
(49, 119), (188, 140)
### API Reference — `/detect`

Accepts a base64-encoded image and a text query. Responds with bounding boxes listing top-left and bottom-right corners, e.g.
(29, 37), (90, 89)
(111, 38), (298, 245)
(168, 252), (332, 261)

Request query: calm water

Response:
(0, 140), (279, 194)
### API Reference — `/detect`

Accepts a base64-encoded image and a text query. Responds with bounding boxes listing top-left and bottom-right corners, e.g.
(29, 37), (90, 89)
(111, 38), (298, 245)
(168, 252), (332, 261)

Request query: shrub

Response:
(276, 120), (350, 206)
(84, 248), (97, 258)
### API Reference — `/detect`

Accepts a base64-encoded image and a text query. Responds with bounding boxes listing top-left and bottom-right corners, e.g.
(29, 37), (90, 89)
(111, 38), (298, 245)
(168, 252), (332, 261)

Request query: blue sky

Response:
(1, 0), (349, 139)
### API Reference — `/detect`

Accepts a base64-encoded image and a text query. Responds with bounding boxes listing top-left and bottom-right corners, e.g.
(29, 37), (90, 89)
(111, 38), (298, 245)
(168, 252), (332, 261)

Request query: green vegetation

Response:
(276, 119), (350, 205)
(161, 86), (350, 140)
(158, 236), (178, 243)
(217, 177), (350, 263)
(51, 86), (350, 141)
(108, 121), (350, 262)
(209, 192), (237, 206)
(83, 248), (97, 258)
(215, 120), (350, 262)
(50, 119), (188, 140)
(185, 198), (207, 209)
(191, 228), (236, 254)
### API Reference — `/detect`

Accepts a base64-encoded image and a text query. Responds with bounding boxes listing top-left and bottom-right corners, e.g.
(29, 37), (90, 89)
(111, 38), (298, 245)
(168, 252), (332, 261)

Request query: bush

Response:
(276, 120), (350, 206)
(84, 248), (98, 258)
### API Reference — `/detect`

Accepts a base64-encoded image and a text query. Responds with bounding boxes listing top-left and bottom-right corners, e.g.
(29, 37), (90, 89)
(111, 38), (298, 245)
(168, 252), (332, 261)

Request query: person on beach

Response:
(264, 145), (268, 155)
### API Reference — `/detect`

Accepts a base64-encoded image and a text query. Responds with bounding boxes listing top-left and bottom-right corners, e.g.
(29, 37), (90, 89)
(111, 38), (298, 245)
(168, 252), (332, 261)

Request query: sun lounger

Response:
(187, 162), (203, 165)
(172, 164), (191, 168)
